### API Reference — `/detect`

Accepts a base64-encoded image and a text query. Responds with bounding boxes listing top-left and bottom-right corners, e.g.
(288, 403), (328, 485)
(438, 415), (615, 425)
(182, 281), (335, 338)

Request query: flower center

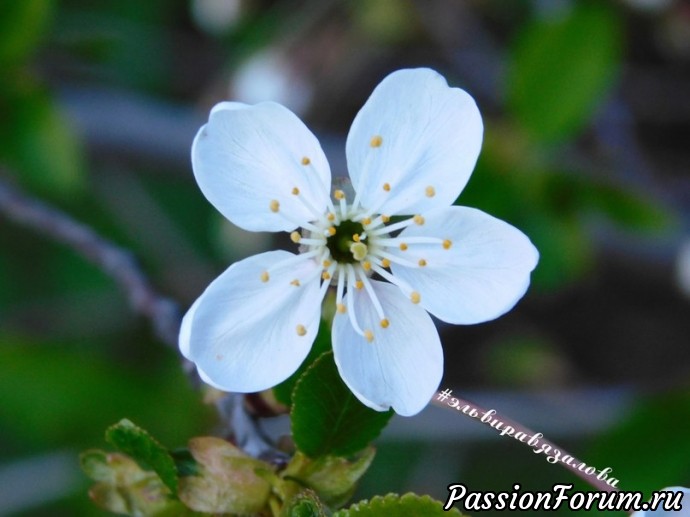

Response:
(325, 219), (366, 263)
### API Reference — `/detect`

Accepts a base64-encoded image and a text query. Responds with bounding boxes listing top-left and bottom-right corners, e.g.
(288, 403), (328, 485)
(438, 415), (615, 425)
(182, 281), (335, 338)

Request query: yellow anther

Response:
(443, 239), (452, 250)
(362, 217), (372, 226)
(301, 156), (311, 165)
(418, 259), (427, 267)
(269, 199), (280, 213)
(290, 279), (301, 287)
(364, 329), (375, 342)
(260, 271), (270, 282)
(381, 258), (391, 268)
(383, 182), (391, 192)
(337, 303), (347, 313)
(290, 231), (301, 243)
(352, 233), (361, 242)
(381, 215), (391, 223)
(399, 243), (408, 251)
(425, 186), (436, 197)
(370, 135), (383, 148)
(413, 215), (425, 225)
(327, 227), (337, 236)
(380, 318), (390, 329)
(362, 261), (372, 271)
(350, 242), (368, 261)
(334, 190), (345, 200)
(410, 291), (421, 304)
(296, 324), (307, 336)
(355, 280), (364, 290)
(291, 187), (300, 195)
(327, 213), (336, 221)
(322, 271), (331, 280)
(323, 259), (332, 268)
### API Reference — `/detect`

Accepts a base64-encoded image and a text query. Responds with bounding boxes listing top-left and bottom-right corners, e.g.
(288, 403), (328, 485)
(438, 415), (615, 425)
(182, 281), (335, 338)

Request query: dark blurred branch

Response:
(0, 174), (181, 348)
(0, 175), (285, 463)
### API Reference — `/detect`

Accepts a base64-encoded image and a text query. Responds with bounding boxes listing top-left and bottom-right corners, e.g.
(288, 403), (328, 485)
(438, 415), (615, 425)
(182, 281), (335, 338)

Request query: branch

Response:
(0, 175), (285, 462)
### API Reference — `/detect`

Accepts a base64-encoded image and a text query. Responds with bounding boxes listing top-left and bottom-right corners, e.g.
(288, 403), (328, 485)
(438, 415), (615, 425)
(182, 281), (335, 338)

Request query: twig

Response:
(0, 175), (283, 462)
(432, 391), (619, 493)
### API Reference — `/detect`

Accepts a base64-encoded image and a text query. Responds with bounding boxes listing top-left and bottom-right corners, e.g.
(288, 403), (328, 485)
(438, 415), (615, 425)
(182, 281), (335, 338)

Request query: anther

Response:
(290, 279), (300, 287)
(443, 239), (452, 250)
(413, 215), (425, 225)
(323, 259), (332, 268)
(381, 258), (391, 268)
(290, 231), (301, 243)
(291, 187), (300, 195)
(383, 182), (391, 192)
(327, 213), (336, 221)
(352, 233), (361, 242)
(425, 186), (436, 197)
(269, 200), (280, 213)
(322, 271), (331, 281)
(410, 291), (421, 304)
(301, 156), (311, 165)
(399, 243), (408, 251)
(337, 303), (346, 314)
(380, 319), (390, 329)
(381, 215), (391, 223)
(370, 135), (383, 148)
(260, 271), (270, 282)
(362, 217), (372, 226)
(296, 324), (307, 336)
(362, 261), (372, 271)
(418, 259), (427, 267)
(364, 329), (375, 342)
(334, 190), (345, 200)
(327, 227), (336, 236)
(355, 280), (364, 290)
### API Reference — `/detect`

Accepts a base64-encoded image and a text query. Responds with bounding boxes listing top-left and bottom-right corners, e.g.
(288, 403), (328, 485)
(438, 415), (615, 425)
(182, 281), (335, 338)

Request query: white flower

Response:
(631, 487), (690, 516)
(179, 68), (539, 416)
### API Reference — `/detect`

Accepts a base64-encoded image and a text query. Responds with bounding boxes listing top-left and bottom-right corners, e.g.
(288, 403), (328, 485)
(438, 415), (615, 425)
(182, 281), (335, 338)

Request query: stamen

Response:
(376, 236), (445, 247)
(337, 303), (346, 313)
(371, 263), (416, 298)
(413, 215), (425, 225)
(355, 280), (364, 290)
(260, 271), (270, 282)
(301, 157), (311, 165)
(418, 259), (427, 267)
(362, 261), (372, 271)
(370, 135), (383, 148)
(269, 200), (280, 213)
(291, 187), (300, 195)
(377, 250), (418, 268)
(326, 227), (337, 236)
(335, 264), (346, 314)
(334, 190), (345, 200)
(443, 239), (453, 250)
(370, 215), (418, 236)
(296, 324), (307, 336)
(322, 271), (331, 281)
(357, 269), (386, 321)
(381, 215), (391, 223)
(290, 231), (301, 243)
(323, 259), (332, 268)
(362, 217), (372, 226)
(345, 265), (364, 336)
(382, 182), (391, 192)
(327, 213), (336, 222)
(380, 319), (390, 328)
(318, 262), (337, 300)
(381, 258), (391, 268)
(352, 233), (361, 242)
(290, 279), (300, 287)
(425, 186), (435, 197)
(399, 243), (408, 251)
(410, 292), (421, 304)
(364, 329), (375, 342)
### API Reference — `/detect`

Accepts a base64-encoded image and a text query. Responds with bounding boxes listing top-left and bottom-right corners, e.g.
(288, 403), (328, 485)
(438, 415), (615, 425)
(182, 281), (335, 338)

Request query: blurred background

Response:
(1, 0), (689, 515)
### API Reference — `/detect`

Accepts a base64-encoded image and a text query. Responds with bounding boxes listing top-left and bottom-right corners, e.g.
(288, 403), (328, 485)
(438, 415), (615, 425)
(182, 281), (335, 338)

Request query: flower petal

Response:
(184, 250), (323, 392)
(390, 206), (539, 324)
(346, 68), (482, 216)
(192, 101), (331, 232)
(332, 280), (443, 416)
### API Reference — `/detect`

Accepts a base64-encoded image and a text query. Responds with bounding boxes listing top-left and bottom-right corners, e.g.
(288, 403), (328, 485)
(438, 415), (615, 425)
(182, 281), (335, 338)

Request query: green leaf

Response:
(286, 448), (376, 509)
(282, 490), (329, 517)
(105, 419), (179, 495)
(0, 0), (54, 65)
(178, 436), (272, 515)
(291, 352), (394, 458)
(333, 493), (466, 516)
(507, 2), (621, 142)
(80, 450), (192, 516)
(274, 320), (332, 406)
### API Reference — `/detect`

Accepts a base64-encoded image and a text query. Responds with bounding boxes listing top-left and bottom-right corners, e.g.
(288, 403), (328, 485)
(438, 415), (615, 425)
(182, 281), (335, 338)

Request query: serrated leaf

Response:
(80, 450), (191, 516)
(105, 419), (178, 495)
(333, 493), (466, 516)
(274, 320), (332, 406)
(286, 448), (376, 509)
(178, 436), (272, 515)
(507, 2), (621, 142)
(282, 490), (329, 517)
(291, 352), (394, 458)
